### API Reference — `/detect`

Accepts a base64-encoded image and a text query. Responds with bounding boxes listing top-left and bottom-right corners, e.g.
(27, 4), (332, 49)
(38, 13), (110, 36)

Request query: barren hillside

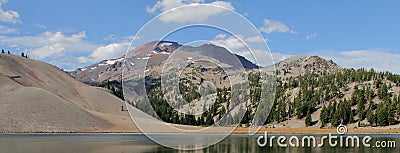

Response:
(0, 54), (138, 133)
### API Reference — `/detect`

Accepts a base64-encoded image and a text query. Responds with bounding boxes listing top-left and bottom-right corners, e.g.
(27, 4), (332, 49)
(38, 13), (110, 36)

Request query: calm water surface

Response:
(0, 134), (399, 153)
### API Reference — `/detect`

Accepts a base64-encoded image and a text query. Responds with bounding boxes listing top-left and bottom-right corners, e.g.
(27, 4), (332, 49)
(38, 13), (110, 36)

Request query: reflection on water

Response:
(0, 134), (399, 153)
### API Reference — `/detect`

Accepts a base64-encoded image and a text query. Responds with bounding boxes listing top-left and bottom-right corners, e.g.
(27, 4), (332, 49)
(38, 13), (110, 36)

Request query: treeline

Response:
(107, 67), (400, 128)
(267, 68), (400, 127)
(132, 80), (231, 126)
(125, 72), (263, 127)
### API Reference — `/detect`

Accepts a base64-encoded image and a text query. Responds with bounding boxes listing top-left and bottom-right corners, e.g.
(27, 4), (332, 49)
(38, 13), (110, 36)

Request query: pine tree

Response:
(111, 86), (116, 95)
(241, 108), (251, 125)
(368, 99), (374, 110)
(397, 96), (400, 121)
(387, 103), (396, 125)
(378, 83), (388, 100)
(294, 91), (303, 119)
(277, 99), (286, 122)
(305, 111), (312, 127)
(376, 104), (388, 126)
(320, 105), (329, 128)
(328, 101), (336, 123)
(367, 109), (376, 126)
(355, 89), (366, 120)
(107, 80), (110, 89)
(206, 112), (214, 126)
(375, 78), (383, 88)
(349, 110), (354, 124)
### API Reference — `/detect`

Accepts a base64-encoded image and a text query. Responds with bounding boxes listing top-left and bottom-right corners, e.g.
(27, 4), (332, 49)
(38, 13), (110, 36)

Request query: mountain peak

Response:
(264, 55), (342, 79)
(72, 40), (260, 85)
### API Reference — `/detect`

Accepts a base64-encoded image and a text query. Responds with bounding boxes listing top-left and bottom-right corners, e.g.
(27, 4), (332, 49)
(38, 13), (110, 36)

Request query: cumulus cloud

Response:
(315, 49), (400, 74)
(306, 32), (318, 40)
(0, 24), (16, 34)
(0, 30), (134, 69)
(212, 34), (245, 51)
(259, 19), (296, 34)
(147, 0), (186, 13)
(77, 42), (130, 63)
(213, 34), (267, 49)
(0, 0), (20, 23)
(0, 31), (97, 59)
(245, 35), (266, 43)
(147, 0), (234, 23)
(211, 34), (288, 66)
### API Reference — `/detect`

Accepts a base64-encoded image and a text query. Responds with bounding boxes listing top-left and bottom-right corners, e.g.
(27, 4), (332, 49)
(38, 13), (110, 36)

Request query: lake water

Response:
(0, 134), (399, 153)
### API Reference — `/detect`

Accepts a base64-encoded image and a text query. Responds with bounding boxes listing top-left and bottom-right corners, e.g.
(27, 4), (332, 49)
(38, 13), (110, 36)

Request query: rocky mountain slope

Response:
(266, 55), (400, 129)
(70, 41), (258, 86)
(263, 54), (343, 79)
(0, 54), (138, 133)
(69, 40), (400, 129)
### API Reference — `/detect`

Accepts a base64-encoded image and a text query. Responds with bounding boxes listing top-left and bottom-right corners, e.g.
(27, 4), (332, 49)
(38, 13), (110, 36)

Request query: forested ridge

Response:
(99, 55), (400, 128)
(270, 68), (400, 128)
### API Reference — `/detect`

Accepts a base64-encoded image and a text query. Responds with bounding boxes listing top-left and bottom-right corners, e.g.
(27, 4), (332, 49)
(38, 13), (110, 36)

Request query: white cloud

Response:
(104, 34), (140, 42)
(0, 30), (134, 70)
(147, 0), (186, 13)
(30, 43), (65, 58)
(211, 34), (286, 66)
(306, 32), (318, 40)
(34, 23), (46, 29)
(214, 33), (226, 40)
(245, 35), (266, 43)
(0, 31), (97, 59)
(259, 19), (296, 34)
(315, 49), (400, 74)
(147, 0), (234, 23)
(0, 0), (20, 23)
(104, 34), (118, 41)
(0, 24), (16, 34)
(270, 52), (292, 63)
(241, 49), (292, 66)
(213, 34), (267, 50)
(77, 42), (130, 63)
(212, 34), (245, 52)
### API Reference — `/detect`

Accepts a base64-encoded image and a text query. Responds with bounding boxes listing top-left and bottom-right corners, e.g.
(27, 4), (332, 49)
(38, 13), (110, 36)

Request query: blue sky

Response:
(0, 0), (399, 73)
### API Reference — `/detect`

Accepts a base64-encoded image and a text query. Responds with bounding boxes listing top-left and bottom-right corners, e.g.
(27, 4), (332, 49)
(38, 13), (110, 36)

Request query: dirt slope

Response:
(0, 54), (137, 132)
